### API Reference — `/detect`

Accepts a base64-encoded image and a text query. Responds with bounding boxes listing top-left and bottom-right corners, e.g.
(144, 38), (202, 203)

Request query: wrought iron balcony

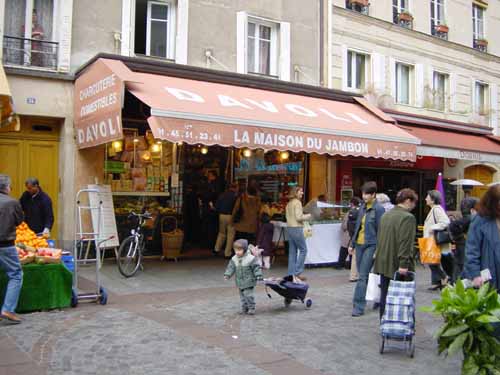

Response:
(2, 35), (58, 70)
(473, 38), (488, 53)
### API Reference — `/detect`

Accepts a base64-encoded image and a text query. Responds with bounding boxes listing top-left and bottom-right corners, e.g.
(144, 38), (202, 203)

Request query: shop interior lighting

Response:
(243, 148), (252, 158)
(200, 146), (209, 155)
(141, 151), (151, 161)
(151, 143), (161, 153)
(280, 151), (290, 160)
(112, 140), (123, 152)
(133, 138), (139, 143)
(177, 141), (183, 145)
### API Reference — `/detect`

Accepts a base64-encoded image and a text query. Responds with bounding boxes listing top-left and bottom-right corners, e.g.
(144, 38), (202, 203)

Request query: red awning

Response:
(399, 124), (500, 163)
(74, 58), (419, 161)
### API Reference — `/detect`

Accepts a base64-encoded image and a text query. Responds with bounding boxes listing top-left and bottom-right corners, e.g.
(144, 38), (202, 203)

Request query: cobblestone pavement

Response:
(0, 258), (461, 375)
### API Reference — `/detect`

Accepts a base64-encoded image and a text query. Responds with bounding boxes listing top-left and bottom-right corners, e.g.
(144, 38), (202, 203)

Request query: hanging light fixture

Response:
(200, 146), (208, 155)
(243, 148), (252, 158)
(280, 151), (290, 160)
(112, 140), (123, 152)
(151, 143), (161, 153)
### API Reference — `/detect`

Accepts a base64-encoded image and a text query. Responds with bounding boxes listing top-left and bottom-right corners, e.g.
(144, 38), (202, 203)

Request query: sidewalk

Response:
(0, 259), (461, 375)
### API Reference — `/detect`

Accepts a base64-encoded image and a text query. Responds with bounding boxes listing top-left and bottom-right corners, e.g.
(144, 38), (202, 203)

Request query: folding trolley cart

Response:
(71, 189), (109, 307)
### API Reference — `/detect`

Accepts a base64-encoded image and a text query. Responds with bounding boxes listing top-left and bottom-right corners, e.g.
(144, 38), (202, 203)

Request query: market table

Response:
(0, 263), (73, 313)
(271, 221), (342, 265)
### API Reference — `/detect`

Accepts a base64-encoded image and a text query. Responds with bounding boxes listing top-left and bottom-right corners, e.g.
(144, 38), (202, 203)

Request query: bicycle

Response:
(117, 211), (152, 278)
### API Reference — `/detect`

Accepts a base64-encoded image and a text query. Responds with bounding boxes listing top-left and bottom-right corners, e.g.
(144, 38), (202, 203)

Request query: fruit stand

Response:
(0, 222), (73, 313)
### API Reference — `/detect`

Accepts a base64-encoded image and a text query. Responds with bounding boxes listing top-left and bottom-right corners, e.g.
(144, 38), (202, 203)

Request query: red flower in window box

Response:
(349, 0), (369, 6)
(475, 39), (488, 47)
(435, 24), (449, 33)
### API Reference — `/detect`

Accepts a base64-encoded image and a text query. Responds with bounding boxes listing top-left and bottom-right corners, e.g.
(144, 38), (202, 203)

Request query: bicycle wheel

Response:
(117, 236), (142, 277)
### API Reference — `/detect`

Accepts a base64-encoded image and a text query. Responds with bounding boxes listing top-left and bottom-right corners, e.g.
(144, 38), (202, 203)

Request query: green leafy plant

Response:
(421, 280), (500, 375)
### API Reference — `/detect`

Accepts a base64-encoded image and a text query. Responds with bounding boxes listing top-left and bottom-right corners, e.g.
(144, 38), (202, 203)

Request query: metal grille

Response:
(2, 35), (58, 70)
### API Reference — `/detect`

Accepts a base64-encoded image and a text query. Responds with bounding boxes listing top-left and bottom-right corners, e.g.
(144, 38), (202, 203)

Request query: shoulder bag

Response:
(433, 208), (452, 245)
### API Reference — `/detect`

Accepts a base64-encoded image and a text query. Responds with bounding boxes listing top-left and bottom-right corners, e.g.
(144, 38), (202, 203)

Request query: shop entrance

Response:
(0, 117), (60, 236)
(464, 165), (495, 198)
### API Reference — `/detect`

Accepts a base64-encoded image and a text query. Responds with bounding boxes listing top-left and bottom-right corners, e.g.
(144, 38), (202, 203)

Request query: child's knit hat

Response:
(233, 239), (248, 250)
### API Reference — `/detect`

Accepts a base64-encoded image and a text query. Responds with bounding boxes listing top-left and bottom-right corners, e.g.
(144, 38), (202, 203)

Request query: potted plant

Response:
(475, 38), (488, 47)
(398, 11), (413, 22)
(435, 24), (449, 33)
(349, 0), (369, 6)
(422, 280), (500, 375)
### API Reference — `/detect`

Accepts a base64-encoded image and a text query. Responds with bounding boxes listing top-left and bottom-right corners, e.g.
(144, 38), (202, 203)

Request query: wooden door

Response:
(0, 138), (24, 198)
(464, 165), (494, 198)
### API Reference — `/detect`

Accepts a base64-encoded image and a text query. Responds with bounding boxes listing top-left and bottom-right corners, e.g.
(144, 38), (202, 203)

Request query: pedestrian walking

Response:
(349, 181), (385, 317)
(448, 197), (479, 282)
(424, 190), (452, 291)
(337, 197), (362, 271)
(464, 185), (500, 291)
(232, 186), (261, 244)
(224, 239), (263, 315)
(214, 183), (238, 258)
(19, 177), (54, 237)
(0, 175), (24, 324)
(285, 186), (311, 281)
(376, 193), (395, 212)
(256, 213), (274, 270)
(374, 188), (418, 319)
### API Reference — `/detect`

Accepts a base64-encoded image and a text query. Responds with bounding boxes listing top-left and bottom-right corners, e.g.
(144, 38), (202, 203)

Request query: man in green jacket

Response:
(374, 188), (418, 319)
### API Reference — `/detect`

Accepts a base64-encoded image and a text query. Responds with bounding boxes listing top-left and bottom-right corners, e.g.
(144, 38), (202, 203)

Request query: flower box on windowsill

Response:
(398, 12), (413, 22)
(349, 0), (369, 6)
(435, 24), (449, 33)
(475, 39), (488, 47)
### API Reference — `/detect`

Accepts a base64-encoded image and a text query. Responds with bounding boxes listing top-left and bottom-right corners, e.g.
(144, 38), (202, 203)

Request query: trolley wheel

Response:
(284, 298), (292, 307)
(117, 236), (142, 278)
(71, 288), (78, 308)
(408, 337), (415, 358)
(379, 336), (385, 354)
(305, 299), (312, 309)
(99, 287), (108, 305)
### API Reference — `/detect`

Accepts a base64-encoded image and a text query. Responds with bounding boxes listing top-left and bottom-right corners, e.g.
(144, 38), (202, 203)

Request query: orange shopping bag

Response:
(418, 237), (441, 265)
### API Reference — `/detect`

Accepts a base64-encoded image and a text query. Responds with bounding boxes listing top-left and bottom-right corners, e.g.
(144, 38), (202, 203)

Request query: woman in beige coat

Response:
(424, 190), (452, 290)
(286, 186), (311, 280)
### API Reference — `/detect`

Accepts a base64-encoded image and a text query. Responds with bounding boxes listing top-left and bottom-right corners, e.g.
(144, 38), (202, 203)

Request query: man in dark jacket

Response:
(214, 183), (238, 257)
(19, 177), (54, 236)
(374, 188), (418, 319)
(349, 181), (385, 317)
(0, 175), (24, 323)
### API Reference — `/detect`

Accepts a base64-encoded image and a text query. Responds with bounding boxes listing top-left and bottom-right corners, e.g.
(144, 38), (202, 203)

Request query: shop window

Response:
(432, 71), (449, 111)
(2, 0), (58, 70)
(246, 18), (278, 77)
(395, 62), (413, 105)
(134, 0), (176, 59)
(474, 81), (489, 116)
(472, 4), (487, 52)
(346, 50), (369, 91)
(393, 0), (413, 29)
(430, 0), (448, 39)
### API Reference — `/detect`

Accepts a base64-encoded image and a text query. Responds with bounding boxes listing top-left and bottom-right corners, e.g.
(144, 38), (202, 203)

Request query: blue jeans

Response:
(352, 244), (376, 314)
(0, 246), (23, 313)
(287, 227), (308, 276)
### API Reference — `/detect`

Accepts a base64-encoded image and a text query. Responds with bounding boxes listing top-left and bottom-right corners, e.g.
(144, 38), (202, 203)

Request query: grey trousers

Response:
(239, 287), (255, 311)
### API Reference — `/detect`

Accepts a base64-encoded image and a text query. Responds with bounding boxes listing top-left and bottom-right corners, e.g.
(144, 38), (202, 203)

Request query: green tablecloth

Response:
(0, 263), (73, 313)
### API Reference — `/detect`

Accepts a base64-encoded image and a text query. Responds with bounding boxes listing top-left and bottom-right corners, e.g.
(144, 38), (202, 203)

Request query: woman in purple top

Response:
(257, 213), (274, 269)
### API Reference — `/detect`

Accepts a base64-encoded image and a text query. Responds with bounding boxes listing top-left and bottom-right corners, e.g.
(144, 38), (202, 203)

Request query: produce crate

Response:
(161, 216), (183, 261)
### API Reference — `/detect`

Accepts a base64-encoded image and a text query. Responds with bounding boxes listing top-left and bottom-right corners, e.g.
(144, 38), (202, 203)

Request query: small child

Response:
(256, 213), (274, 270)
(224, 239), (263, 315)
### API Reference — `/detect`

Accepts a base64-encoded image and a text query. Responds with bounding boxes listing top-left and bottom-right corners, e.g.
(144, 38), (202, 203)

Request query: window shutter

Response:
(341, 45), (348, 91)
(236, 11), (248, 74)
(415, 63), (424, 107)
(121, 0), (132, 56)
(175, 0), (189, 64)
(371, 53), (386, 93)
(490, 84), (498, 134)
(449, 73), (457, 112)
(279, 21), (291, 81)
(389, 57), (396, 99)
(57, 0), (73, 72)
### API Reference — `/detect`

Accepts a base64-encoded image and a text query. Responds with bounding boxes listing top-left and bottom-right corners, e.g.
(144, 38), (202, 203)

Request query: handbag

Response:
(365, 273), (381, 302)
(432, 209), (452, 245)
(232, 198), (243, 223)
(418, 236), (441, 264)
(303, 221), (313, 239)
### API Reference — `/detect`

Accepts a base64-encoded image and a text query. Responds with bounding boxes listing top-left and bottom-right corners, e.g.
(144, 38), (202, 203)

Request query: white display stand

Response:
(88, 184), (119, 248)
(271, 221), (342, 265)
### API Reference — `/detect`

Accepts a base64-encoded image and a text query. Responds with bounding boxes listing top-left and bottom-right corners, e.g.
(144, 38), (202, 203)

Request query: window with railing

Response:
(472, 5), (487, 52)
(430, 0), (448, 39)
(345, 0), (369, 15)
(2, 0), (58, 70)
(393, 0), (413, 28)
